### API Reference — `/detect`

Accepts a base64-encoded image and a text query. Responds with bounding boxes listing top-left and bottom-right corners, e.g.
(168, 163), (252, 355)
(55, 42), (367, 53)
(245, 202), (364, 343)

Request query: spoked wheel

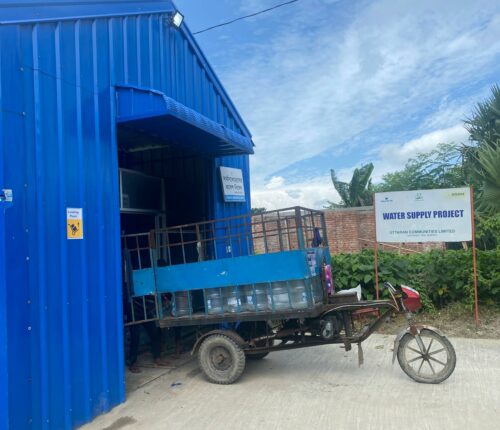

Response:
(198, 334), (246, 384)
(397, 329), (456, 384)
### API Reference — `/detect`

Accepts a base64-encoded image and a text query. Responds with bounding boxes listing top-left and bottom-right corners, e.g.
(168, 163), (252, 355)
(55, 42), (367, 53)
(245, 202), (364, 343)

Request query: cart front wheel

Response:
(198, 334), (246, 384)
(397, 329), (456, 384)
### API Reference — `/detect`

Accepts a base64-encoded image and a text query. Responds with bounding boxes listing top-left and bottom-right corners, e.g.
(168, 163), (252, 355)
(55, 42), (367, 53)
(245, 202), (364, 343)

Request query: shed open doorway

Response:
(114, 85), (254, 390)
(117, 125), (213, 387)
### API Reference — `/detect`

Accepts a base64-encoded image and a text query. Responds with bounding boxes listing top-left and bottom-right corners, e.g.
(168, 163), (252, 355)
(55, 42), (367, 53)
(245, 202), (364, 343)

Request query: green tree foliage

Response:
(464, 84), (500, 146)
(374, 143), (465, 192)
(372, 140), (498, 248)
(475, 213), (500, 250)
(327, 163), (374, 207)
(331, 249), (500, 310)
(463, 85), (500, 214)
(472, 141), (500, 213)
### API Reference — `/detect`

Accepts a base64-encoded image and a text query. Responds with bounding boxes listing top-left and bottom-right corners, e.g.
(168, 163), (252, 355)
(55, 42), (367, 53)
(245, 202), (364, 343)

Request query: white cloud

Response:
(265, 176), (285, 189)
(214, 0), (500, 189)
(183, 0), (500, 209)
(252, 176), (338, 210)
(372, 124), (469, 180)
(377, 123), (467, 163)
(253, 123), (470, 209)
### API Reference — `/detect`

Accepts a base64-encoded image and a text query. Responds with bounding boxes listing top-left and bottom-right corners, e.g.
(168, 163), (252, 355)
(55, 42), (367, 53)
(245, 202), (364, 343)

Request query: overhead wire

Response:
(193, 0), (300, 35)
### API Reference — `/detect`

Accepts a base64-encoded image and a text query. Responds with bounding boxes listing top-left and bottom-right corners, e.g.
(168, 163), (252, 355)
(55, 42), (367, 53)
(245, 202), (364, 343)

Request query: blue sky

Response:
(175, 0), (500, 209)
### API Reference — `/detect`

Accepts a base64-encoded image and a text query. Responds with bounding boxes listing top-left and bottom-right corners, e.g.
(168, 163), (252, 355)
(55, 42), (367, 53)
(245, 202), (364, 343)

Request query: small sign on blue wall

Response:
(220, 166), (245, 203)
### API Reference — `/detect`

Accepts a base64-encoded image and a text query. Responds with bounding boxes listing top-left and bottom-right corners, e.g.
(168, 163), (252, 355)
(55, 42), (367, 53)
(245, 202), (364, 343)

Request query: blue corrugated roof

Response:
(0, 0), (253, 140)
(116, 85), (254, 155)
(0, 1), (175, 24)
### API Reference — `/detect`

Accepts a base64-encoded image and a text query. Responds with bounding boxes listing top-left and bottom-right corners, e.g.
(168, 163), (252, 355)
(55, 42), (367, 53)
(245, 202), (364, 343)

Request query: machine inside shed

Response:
(117, 126), (213, 237)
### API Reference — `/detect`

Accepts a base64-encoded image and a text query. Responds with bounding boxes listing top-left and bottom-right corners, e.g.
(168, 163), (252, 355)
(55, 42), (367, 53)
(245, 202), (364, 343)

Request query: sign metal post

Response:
(373, 192), (380, 300)
(470, 188), (479, 325)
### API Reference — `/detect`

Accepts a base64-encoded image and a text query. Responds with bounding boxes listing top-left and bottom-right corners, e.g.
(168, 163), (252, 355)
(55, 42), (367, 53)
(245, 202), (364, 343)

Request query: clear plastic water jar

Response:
(224, 287), (241, 313)
(271, 282), (291, 310)
(241, 285), (256, 312)
(206, 289), (224, 315)
(173, 291), (191, 316)
(289, 279), (309, 309)
(312, 277), (325, 305)
(254, 284), (270, 311)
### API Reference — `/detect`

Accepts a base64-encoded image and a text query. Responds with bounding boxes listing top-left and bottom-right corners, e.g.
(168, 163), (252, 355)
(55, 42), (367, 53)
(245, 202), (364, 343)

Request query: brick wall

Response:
(251, 210), (322, 254)
(252, 206), (445, 255)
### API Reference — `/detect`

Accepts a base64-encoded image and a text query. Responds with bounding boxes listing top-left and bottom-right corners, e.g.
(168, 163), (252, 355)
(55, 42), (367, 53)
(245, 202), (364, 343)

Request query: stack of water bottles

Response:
(205, 277), (324, 315)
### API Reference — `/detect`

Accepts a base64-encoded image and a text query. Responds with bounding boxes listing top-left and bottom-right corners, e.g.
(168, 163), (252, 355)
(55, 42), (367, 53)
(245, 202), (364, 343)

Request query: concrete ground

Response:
(82, 334), (500, 430)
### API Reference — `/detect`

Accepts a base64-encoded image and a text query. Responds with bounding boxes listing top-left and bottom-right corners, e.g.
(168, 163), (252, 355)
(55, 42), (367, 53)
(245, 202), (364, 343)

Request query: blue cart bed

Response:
(122, 207), (332, 328)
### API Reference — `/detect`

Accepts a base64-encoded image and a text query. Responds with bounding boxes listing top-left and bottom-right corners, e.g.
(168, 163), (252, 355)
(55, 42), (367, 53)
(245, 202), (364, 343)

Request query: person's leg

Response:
(143, 322), (168, 365)
(173, 327), (182, 357)
(128, 324), (141, 373)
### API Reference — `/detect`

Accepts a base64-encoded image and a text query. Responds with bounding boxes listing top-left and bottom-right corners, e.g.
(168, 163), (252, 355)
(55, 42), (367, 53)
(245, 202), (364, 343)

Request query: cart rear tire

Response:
(198, 334), (246, 384)
(397, 329), (456, 384)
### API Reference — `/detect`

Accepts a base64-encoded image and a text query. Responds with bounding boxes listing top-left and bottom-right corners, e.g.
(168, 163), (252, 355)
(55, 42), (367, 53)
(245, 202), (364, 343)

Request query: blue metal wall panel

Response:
(2, 23), (34, 429)
(211, 155), (252, 259)
(212, 155), (252, 219)
(0, 34), (9, 429)
(213, 155), (252, 220)
(1, 20), (126, 429)
(0, 2), (253, 429)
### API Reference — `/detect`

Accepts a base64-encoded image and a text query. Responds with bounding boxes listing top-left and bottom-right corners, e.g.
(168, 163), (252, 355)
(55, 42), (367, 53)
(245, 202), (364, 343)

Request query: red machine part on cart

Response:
(401, 285), (422, 312)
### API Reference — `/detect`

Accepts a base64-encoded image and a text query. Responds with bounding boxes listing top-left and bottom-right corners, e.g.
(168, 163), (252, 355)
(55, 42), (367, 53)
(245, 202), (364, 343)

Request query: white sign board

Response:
(375, 188), (472, 243)
(220, 167), (245, 203)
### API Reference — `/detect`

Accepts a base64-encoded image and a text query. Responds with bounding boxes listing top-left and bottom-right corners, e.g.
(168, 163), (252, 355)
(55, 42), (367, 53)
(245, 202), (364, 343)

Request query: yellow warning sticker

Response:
(67, 208), (84, 240)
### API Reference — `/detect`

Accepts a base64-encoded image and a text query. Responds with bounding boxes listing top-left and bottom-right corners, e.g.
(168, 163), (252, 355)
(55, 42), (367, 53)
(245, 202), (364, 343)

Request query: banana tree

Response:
(328, 163), (374, 207)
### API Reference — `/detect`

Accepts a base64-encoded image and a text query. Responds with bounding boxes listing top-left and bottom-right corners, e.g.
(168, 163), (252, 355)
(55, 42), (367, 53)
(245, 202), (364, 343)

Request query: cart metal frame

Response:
(121, 207), (457, 385)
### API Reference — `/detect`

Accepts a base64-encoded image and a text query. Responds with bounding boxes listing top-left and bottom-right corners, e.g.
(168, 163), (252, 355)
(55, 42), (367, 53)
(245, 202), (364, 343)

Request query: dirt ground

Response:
(377, 303), (500, 339)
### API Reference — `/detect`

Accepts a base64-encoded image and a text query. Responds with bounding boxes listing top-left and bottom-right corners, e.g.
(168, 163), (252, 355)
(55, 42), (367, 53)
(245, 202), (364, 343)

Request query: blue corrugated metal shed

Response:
(0, 95), (8, 430)
(0, 1), (254, 429)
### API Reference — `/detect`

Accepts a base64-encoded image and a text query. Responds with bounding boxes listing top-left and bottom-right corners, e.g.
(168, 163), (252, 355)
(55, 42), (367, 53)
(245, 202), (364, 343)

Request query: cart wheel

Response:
(397, 329), (456, 384)
(198, 334), (246, 384)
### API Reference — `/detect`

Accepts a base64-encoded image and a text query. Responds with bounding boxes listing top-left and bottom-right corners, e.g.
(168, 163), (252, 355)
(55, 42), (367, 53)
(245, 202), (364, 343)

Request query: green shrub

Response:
(477, 248), (500, 305)
(331, 248), (500, 310)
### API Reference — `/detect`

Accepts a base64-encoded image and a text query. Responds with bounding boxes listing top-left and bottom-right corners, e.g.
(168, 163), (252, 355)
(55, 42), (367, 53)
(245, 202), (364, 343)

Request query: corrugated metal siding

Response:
(1, 19), (125, 429)
(0, 3), (253, 429)
(0, 39), (8, 427)
(212, 155), (252, 220)
(211, 155), (252, 259)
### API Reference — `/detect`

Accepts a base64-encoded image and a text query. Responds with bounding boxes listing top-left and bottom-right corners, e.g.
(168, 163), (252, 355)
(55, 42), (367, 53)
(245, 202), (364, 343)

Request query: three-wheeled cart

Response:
(123, 207), (456, 385)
